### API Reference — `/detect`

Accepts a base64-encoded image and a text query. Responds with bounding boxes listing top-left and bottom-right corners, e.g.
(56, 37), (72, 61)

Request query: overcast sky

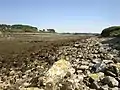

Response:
(0, 0), (120, 33)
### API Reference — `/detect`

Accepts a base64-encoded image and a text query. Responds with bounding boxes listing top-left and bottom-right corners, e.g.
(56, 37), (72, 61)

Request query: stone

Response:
(109, 87), (119, 90)
(81, 61), (89, 65)
(42, 58), (71, 89)
(113, 63), (120, 73)
(89, 72), (104, 82)
(91, 61), (106, 72)
(106, 54), (114, 60)
(92, 59), (101, 64)
(108, 79), (119, 87)
(86, 70), (91, 75)
(89, 63), (94, 67)
(79, 65), (89, 70)
(20, 87), (43, 90)
(22, 75), (27, 79)
(76, 70), (82, 74)
(90, 81), (100, 89)
(104, 70), (116, 77)
(103, 60), (113, 64)
(9, 70), (15, 76)
(100, 85), (109, 90)
(101, 76), (119, 87)
(74, 44), (80, 48)
(23, 82), (30, 87)
(113, 57), (120, 63)
(68, 68), (75, 75)
(78, 75), (84, 82)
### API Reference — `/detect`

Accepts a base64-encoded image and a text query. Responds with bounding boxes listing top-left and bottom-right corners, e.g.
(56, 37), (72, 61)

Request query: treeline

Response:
(39, 29), (56, 33)
(0, 24), (56, 33)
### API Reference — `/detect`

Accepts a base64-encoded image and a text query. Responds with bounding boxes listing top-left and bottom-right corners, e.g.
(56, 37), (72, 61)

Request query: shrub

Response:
(101, 26), (120, 37)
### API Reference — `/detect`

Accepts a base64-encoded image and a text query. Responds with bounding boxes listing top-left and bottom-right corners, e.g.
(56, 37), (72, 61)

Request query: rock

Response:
(100, 85), (109, 90)
(9, 70), (15, 76)
(103, 60), (113, 64)
(76, 70), (82, 74)
(86, 70), (91, 75)
(91, 61), (106, 72)
(20, 87), (43, 90)
(109, 87), (119, 90)
(106, 54), (114, 60)
(1, 67), (7, 73)
(92, 59), (101, 64)
(89, 63), (94, 67)
(109, 79), (119, 87)
(104, 70), (116, 77)
(23, 82), (30, 87)
(113, 63), (120, 73)
(113, 57), (120, 63)
(101, 76), (119, 87)
(78, 65), (89, 70)
(68, 68), (75, 75)
(74, 44), (80, 48)
(75, 58), (80, 62)
(89, 72), (104, 82)
(99, 47), (108, 54)
(42, 58), (71, 89)
(77, 75), (84, 82)
(81, 61), (89, 65)
(22, 75), (27, 79)
(90, 81), (100, 89)
(104, 65), (119, 77)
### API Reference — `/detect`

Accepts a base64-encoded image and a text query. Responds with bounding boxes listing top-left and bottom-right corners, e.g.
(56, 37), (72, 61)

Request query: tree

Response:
(42, 29), (46, 32)
(47, 29), (56, 33)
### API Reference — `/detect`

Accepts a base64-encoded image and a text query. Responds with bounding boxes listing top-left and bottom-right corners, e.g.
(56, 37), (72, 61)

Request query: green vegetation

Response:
(0, 24), (56, 33)
(0, 24), (38, 33)
(101, 26), (120, 37)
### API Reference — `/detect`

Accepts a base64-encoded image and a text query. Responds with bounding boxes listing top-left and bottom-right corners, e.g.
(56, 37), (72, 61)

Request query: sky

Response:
(0, 0), (120, 33)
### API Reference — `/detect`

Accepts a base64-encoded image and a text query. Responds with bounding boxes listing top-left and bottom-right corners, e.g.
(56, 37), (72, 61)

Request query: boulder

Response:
(41, 58), (71, 90)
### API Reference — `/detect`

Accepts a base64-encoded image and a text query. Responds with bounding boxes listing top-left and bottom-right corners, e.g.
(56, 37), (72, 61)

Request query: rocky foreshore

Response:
(0, 37), (120, 90)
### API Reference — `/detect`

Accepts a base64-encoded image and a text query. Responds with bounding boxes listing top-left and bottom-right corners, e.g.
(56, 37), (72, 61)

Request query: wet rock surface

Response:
(0, 37), (120, 90)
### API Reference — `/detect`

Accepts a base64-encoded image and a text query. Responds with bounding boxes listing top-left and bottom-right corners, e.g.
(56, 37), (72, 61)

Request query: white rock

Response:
(77, 75), (84, 81)
(79, 65), (89, 70)
(69, 68), (75, 74)
(23, 82), (30, 87)
(77, 70), (82, 74)
(9, 70), (15, 76)
(81, 61), (89, 65)
(20, 87), (43, 90)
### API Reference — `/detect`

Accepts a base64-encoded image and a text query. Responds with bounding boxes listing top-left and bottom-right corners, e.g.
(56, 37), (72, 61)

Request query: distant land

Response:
(0, 24), (100, 36)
